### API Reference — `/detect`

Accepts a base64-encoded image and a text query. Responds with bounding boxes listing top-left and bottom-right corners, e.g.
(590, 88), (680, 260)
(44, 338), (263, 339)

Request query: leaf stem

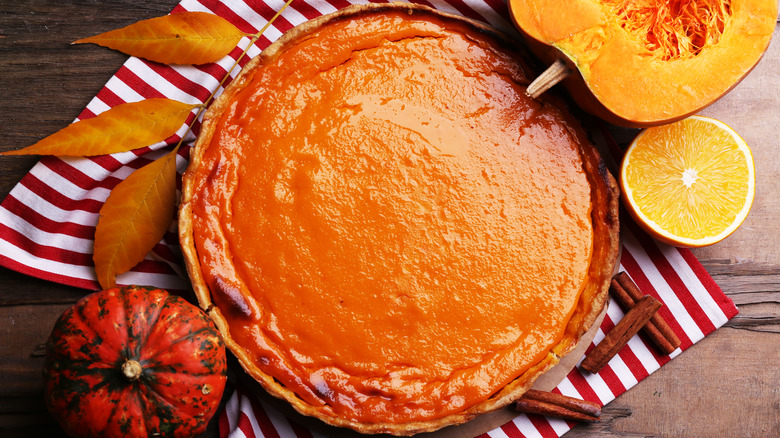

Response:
(174, 0), (296, 151)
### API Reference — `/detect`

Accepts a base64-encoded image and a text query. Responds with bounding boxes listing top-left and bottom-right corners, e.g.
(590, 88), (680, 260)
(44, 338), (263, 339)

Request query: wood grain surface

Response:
(1, 1), (778, 437)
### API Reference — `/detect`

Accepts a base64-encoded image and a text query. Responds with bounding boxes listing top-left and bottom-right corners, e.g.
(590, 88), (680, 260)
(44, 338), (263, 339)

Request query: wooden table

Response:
(1, 1), (778, 436)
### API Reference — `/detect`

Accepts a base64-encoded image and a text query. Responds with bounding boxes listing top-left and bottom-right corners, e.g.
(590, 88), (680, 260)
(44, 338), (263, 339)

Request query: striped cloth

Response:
(0, 0), (737, 437)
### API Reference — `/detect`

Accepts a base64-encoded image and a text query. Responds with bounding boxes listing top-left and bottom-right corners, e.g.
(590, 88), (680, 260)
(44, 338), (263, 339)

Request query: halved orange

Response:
(620, 115), (755, 247)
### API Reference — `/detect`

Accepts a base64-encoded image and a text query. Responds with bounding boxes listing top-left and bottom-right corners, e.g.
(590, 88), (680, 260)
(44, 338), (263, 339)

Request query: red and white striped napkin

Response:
(0, 0), (737, 437)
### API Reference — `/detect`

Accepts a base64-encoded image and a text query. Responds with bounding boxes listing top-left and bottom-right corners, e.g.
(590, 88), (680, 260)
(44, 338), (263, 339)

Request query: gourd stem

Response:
(526, 59), (571, 99)
(121, 360), (143, 382)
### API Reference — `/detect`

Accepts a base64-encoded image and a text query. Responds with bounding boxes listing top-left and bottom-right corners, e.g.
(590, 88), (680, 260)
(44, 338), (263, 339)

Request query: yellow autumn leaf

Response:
(93, 147), (180, 289)
(74, 11), (249, 65)
(3, 99), (198, 157)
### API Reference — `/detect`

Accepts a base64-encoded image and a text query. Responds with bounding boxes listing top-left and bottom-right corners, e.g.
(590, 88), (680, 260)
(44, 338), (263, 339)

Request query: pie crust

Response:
(179, 3), (620, 435)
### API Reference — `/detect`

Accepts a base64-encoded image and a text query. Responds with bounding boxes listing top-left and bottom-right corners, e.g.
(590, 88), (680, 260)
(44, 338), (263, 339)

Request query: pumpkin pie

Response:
(179, 3), (620, 435)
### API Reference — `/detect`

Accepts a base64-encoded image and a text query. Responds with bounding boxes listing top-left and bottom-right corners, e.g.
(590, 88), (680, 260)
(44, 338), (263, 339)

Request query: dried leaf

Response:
(93, 147), (180, 289)
(3, 99), (198, 157)
(74, 11), (249, 65)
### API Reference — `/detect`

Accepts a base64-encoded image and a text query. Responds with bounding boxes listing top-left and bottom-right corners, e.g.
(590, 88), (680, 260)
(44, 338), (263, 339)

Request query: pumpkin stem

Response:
(121, 360), (143, 382)
(526, 59), (571, 99)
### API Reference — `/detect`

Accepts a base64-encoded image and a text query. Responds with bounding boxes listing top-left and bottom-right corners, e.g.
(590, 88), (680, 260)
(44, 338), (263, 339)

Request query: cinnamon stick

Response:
(581, 295), (662, 374)
(610, 279), (675, 353)
(613, 272), (681, 354)
(515, 389), (601, 423)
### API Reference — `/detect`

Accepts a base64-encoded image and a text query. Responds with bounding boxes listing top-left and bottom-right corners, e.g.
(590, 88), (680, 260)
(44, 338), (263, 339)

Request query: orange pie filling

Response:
(184, 7), (612, 428)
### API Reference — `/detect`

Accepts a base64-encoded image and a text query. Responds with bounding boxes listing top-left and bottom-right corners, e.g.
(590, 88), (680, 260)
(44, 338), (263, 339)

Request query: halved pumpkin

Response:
(508, 0), (777, 127)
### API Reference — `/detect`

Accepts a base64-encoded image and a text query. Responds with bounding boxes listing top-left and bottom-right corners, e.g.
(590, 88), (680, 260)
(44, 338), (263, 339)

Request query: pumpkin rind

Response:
(508, 0), (777, 127)
(43, 285), (227, 438)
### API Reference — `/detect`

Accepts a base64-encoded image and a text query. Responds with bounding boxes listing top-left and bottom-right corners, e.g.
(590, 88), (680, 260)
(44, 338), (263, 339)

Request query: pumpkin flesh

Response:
(509, 0), (777, 126)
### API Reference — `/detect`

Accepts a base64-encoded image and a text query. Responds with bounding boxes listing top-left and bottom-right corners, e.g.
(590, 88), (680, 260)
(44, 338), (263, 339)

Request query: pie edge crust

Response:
(178, 2), (621, 435)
